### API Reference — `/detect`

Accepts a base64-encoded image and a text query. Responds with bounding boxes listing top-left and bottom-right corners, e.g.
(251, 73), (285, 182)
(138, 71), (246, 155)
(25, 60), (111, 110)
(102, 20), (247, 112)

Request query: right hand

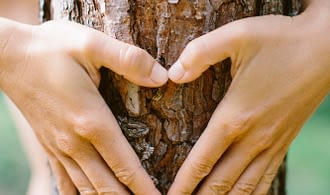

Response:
(167, 2), (330, 194)
(0, 19), (167, 195)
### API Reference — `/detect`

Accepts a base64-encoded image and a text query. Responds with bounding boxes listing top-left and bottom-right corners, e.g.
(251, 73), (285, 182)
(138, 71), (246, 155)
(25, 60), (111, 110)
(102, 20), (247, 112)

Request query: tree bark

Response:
(40, 0), (301, 194)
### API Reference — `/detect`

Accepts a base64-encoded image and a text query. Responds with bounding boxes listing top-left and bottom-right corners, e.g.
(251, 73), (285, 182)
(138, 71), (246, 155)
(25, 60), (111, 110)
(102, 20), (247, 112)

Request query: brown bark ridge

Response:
(40, 0), (301, 194)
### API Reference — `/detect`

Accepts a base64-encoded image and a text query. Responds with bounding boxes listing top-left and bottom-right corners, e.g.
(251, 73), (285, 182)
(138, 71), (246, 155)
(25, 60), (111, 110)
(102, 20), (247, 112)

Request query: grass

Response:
(0, 94), (29, 195)
(0, 92), (329, 195)
(288, 94), (330, 194)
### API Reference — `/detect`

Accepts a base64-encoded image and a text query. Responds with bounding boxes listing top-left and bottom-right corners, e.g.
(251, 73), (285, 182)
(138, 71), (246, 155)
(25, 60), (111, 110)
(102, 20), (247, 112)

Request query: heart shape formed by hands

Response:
(97, 4), (329, 195)
(12, 1), (327, 195)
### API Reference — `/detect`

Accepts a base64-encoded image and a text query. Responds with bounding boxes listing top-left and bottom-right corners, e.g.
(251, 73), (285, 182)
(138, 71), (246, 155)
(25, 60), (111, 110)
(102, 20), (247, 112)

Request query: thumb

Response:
(88, 31), (168, 87)
(168, 22), (239, 83)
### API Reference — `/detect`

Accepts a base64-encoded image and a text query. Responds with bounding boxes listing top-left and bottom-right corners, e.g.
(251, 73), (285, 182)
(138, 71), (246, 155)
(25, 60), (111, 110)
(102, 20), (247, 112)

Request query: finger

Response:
(168, 21), (240, 83)
(86, 31), (168, 87)
(57, 136), (131, 195)
(47, 155), (77, 195)
(226, 152), (273, 195)
(251, 139), (293, 195)
(39, 143), (77, 195)
(46, 135), (96, 195)
(52, 152), (96, 194)
(74, 147), (131, 195)
(197, 120), (296, 195)
(168, 105), (241, 195)
(225, 149), (282, 195)
(196, 136), (269, 195)
(225, 127), (295, 195)
(252, 152), (287, 195)
(251, 126), (301, 195)
(75, 107), (160, 195)
(37, 20), (167, 87)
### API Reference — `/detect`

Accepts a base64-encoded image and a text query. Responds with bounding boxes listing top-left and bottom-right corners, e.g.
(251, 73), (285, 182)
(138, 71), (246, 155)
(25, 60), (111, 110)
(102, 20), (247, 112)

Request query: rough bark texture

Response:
(40, 0), (301, 194)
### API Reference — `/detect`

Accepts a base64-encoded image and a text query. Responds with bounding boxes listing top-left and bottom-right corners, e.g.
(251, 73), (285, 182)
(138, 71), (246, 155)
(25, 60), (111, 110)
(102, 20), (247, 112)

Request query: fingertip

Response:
(48, 157), (77, 195)
(168, 60), (186, 83)
(168, 184), (191, 195)
(167, 184), (179, 195)
(150, 62), (168, 86)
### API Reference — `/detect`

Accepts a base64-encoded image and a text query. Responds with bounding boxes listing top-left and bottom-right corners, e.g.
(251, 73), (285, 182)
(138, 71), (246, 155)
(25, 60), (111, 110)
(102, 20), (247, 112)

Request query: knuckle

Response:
(207, 180), (233, 195)
(80, 32), (96, 53)
(114, 166), (141, 187)
(234, 182), (255, 194)
(232, 20), (254, 44)
(262, 172), (277, 185)
(253, 129), (276, 151)
(214, 112), (253, 140)
(189, 159), (214, 179)
(99, 192), (119, 195)
(217, 121), (239, 140)
(120, 46), (149, 75)
(231, 19), (262, 50)
(71, 115), (102, 141)
(99, 190), (120, 195)
(183, 38), (205, 63)
(255, 137), (272, 151)
(56, 134), (77, 155)
(80, 189), (97, 195)
(214, 120), (244, 141)
(177, 189), (193, 195)
(95, 186), (124, 195)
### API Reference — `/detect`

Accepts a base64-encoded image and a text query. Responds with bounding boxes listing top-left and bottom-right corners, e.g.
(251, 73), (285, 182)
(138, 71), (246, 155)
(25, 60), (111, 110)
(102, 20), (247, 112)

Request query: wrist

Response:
(301, 0), (330, 21)
(296, 2), (330, 90)
(301, 4), (330, 59)
(0, 18), (34, 90)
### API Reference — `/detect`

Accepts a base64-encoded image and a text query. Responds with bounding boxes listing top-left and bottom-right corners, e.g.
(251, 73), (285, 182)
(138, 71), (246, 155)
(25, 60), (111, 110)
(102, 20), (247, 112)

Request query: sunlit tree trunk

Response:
(41, 0), (301, 194)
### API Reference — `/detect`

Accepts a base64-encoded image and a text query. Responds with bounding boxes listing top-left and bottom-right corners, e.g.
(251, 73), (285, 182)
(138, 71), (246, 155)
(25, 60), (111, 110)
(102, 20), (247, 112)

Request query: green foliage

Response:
(0, 93), (29, 195)
(288, 94), (330, 195)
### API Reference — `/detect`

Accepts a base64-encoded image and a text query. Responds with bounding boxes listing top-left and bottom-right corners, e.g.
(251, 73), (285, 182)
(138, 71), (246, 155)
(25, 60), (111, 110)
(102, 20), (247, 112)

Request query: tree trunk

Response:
(40, 0), (301, 194)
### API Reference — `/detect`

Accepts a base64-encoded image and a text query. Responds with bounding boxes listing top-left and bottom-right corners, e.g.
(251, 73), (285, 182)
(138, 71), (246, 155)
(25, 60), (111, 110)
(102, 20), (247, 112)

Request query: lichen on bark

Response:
(41, 0), (301, 194)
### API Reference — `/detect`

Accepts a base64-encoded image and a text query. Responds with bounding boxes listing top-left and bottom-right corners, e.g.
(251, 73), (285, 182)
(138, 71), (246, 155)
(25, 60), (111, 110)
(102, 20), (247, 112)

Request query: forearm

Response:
(302, 0), (330, 28)
(300, 0), (330, 89)
(302, 0), (330, 12)
(0, 18), (15, 76)
(0, 17), (33, 90)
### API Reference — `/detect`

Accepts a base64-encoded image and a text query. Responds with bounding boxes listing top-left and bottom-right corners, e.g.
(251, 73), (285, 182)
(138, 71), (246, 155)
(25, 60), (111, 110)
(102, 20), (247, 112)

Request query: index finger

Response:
(168, 104), (239, 195)
(86, 30), (168, 87)
(75, 104), (160, 195)
(168, 20), (240, 84)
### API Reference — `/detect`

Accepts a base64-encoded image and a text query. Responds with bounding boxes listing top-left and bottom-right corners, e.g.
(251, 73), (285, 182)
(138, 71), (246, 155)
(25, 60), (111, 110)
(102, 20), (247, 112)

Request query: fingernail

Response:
(150, 63), (168, 84)
(168, 0), (179, 4)
(169, 60), (185, 82)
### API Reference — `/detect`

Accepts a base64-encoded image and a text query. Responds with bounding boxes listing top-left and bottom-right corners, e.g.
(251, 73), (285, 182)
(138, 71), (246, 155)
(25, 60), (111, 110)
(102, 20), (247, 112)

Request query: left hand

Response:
(168, 3), (330, 195)
(0, 19), (167, 195)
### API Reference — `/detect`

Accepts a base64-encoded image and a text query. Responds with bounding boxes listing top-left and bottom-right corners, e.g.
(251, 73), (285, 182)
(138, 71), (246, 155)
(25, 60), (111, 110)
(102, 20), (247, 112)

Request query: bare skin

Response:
(0, 0), (329, 195)
(0, 0), (51, 195)
(0, 1), (51, 195)
(0, 18), (167, 195)
(0, 0), (38, 24)
(5, 97), (51, 195)
(168, 0), (330, 194)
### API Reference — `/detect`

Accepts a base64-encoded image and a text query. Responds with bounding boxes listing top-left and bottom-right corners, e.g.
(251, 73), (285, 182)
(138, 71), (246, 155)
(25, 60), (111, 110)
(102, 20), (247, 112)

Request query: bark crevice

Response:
(41, 0), (301, 194)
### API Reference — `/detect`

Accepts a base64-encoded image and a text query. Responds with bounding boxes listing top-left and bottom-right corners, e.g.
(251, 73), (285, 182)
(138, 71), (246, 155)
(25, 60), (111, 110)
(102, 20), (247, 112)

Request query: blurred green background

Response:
(0, 92), (329, 195)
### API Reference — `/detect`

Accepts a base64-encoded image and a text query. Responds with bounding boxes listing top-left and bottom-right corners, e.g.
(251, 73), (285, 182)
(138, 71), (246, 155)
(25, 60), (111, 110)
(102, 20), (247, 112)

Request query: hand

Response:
(0, 19), (167, 195)
(168, 3), (330, 195)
